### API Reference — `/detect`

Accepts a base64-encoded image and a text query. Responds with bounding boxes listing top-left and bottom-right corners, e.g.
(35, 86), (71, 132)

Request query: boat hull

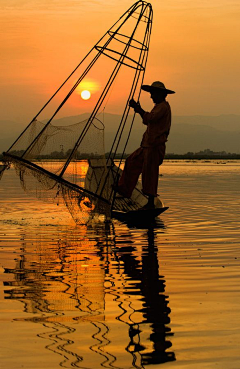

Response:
(111, 207), (169, 222)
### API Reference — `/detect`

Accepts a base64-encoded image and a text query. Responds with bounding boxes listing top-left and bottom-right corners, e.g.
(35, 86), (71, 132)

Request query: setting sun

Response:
(81, 90), (91, 100)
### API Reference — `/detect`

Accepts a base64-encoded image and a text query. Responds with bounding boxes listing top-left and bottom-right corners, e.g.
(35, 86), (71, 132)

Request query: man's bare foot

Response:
(139, 203), (155, 211)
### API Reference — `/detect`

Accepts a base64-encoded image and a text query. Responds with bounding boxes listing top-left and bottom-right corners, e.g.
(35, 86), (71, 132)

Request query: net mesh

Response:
(0, 165), (8, 180)
(10, 118), (105, 177)
(4, 117), (112, 224)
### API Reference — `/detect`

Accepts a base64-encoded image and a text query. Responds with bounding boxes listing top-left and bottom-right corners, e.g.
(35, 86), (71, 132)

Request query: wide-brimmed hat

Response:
(141, 81), (175, 94)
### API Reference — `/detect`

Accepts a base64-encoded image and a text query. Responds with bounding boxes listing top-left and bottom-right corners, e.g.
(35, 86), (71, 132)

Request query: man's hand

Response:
(129, 98), (139, 110)
(129, 98), (145, 117)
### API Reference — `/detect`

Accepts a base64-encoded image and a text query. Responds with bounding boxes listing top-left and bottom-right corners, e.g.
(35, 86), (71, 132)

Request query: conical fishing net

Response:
(2, 1), (154, 224)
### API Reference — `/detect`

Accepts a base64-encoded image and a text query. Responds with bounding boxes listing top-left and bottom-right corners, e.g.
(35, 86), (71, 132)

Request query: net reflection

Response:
(3, 220), (175, 368)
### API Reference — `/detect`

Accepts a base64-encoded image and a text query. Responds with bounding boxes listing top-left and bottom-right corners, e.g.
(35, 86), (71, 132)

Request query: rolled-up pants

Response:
(118, 144), (165, 198)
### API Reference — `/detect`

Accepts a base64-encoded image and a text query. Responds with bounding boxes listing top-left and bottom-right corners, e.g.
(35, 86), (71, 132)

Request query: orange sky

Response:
(0, 0), (240, 123)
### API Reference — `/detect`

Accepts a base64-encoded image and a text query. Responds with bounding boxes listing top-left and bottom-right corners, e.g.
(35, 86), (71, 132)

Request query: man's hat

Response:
(141, 81), (175, 94)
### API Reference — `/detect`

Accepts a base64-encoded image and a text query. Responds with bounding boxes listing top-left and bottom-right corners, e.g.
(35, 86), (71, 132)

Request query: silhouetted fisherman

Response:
(115, 81), (175, 209)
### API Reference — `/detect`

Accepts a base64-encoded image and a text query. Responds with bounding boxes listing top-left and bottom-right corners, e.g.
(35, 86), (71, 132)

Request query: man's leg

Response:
(117, 147), (144, 198)
(141, 145), (165, 207)
(147, 194), (155, 208)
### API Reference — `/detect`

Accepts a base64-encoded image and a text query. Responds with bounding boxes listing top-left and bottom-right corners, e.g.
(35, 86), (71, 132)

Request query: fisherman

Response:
(114, 81), (175, 209)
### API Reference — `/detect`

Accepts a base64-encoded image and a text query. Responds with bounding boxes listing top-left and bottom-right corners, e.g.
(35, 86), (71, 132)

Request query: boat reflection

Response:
(3, 220), (175, 368)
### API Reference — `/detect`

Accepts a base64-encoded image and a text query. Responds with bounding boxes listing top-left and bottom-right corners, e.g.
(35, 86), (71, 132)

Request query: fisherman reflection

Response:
(115, 226), (175, 365)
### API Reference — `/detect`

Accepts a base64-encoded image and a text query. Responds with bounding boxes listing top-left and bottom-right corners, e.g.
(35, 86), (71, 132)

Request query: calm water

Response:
(0, 160), (240, 369)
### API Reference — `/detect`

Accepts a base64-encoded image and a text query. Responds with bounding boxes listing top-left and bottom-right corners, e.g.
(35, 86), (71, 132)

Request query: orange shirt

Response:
(141, 100), (171, 148)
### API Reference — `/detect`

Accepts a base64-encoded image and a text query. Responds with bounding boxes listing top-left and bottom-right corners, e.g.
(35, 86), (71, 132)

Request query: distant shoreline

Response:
(1, 153), (240, 162)
(165, 154), (240, 160)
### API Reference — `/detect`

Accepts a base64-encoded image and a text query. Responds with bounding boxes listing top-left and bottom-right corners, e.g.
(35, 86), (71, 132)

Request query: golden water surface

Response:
(0, 160), (240, 369)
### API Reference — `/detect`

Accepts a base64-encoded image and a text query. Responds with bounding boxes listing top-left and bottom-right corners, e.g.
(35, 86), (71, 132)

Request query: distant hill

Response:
(0, 113), (239, 154)
(167, 122), (240, 154)
(174, 114), (240, 132)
